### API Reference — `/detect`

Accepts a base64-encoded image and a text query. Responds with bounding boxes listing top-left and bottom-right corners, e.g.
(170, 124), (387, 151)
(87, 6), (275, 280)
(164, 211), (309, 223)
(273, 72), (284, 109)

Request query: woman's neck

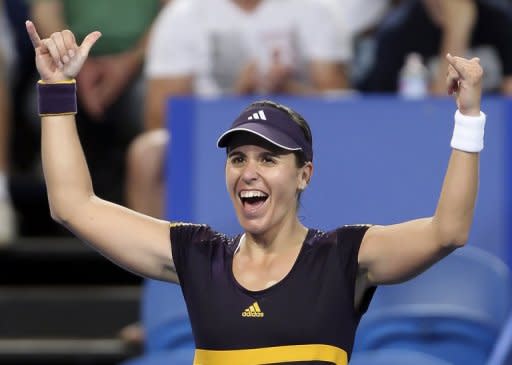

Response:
(242, 219), (308, 259)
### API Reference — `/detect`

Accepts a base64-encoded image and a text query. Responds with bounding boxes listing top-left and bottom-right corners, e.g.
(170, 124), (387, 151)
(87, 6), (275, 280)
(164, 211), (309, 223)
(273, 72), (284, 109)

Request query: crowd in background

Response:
(2, 0), (512, 245)
(1, 0), (512, 353)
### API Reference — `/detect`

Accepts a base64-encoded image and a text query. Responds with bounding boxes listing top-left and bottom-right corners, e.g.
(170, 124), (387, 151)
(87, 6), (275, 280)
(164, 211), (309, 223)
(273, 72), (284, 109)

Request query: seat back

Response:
(121, 348), (194, 365)
(142, 279), (194, 353)
(354, 246), (512, 365)
(350, 349), (454, 365)
(487, 313), (512, 365)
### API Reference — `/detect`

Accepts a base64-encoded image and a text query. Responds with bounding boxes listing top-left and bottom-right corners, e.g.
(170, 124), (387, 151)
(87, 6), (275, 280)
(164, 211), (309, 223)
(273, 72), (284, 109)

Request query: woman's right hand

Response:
(25, 20), (101, 83)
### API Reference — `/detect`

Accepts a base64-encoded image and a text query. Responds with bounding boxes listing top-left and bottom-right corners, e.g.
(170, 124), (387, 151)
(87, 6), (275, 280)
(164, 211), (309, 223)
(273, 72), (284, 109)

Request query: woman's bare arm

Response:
(26, 21), (178, 283)
(358, 54), (484, 286)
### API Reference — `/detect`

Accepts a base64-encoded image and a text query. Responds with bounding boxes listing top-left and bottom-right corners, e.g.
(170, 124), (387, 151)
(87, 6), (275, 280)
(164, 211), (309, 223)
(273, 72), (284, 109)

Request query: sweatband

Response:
(450, 109), (486, 153)
(37, 79), (77, 116)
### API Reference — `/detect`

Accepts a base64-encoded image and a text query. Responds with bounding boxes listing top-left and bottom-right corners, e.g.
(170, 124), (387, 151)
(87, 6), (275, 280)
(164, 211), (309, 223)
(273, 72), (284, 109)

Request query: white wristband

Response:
(450, 109), (486, 153)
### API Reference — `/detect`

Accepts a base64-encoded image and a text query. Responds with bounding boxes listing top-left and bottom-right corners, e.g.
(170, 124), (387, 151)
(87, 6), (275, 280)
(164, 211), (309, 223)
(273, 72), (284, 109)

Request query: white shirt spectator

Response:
(341, 0), (391, 36)
(146, 0), (351, 95)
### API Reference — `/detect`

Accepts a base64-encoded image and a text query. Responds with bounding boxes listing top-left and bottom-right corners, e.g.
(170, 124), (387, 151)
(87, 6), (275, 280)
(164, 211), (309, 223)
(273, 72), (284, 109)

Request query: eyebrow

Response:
(227, 150), (284, 160)
(261, 150), (281, 158)
(227, 150), (244, 158)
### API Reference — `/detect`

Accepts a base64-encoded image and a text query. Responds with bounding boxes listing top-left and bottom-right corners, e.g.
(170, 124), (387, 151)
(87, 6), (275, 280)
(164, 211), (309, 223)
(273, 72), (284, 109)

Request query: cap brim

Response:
(217, 123), (302, 152)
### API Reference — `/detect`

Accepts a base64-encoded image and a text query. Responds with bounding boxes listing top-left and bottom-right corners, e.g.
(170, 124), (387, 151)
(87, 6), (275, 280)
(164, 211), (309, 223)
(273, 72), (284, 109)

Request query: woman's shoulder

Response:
(170, 221), (240, 248)
(306, 224), (373, 246)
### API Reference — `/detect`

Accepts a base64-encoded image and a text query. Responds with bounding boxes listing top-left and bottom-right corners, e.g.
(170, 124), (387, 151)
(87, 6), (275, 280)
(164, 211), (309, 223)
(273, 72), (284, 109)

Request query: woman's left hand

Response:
(446, 53), (483, 116)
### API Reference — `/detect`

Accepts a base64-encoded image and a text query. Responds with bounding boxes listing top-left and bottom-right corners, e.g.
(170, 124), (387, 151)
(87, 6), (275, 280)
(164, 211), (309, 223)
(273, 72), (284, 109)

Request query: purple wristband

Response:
(37, 80), (77, 116)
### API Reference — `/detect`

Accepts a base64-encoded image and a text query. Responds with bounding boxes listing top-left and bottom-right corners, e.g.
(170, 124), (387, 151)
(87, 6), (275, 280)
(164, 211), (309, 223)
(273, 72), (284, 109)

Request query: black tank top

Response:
(170, 223), (375, 365)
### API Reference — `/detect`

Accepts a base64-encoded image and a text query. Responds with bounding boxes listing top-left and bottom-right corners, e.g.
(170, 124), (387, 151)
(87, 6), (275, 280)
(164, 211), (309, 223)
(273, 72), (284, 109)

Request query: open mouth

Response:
(239, 190), (269, 210)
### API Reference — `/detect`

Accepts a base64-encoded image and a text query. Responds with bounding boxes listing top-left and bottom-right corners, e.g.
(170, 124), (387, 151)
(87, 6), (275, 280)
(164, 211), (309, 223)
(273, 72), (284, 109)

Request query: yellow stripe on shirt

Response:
(194, 344), (348, 365)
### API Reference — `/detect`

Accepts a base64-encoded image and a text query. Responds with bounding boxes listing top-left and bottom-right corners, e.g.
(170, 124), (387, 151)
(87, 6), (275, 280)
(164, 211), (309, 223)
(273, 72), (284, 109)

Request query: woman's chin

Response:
(238, 218), (269, 236)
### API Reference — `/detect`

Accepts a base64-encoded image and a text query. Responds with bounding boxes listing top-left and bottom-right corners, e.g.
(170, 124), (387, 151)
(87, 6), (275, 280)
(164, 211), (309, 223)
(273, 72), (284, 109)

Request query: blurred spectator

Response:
(334, 0), (395, 84)
(0, 0), (17, 245)
(29, 0), (168, 204)
(127, 0), (352, 218)
(339, 0), (393, 37)
(356, 0), (512, 95)
(2, 0), (61, 236)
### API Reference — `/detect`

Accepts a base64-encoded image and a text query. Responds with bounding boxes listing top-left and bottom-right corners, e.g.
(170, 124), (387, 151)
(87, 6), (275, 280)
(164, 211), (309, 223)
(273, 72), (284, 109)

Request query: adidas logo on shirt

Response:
(247, 110), (267, 120)
(242, 301), (265, 318)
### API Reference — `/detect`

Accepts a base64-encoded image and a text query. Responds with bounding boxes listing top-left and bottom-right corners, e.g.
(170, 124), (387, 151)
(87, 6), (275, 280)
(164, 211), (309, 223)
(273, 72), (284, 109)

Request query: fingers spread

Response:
(446, 53), (467, 75)
(25, 20), (42, 49)
(79, 31), (102, 56)
(446, 53), (483, 85)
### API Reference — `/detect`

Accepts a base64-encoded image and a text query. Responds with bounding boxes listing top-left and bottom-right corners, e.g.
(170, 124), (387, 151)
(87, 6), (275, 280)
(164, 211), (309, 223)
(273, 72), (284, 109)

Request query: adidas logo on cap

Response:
(247, 110), (267, 121)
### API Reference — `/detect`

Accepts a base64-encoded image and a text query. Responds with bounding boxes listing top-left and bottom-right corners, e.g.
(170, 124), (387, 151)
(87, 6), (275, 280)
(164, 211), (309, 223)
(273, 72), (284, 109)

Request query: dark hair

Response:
(245, 100), (313, 167)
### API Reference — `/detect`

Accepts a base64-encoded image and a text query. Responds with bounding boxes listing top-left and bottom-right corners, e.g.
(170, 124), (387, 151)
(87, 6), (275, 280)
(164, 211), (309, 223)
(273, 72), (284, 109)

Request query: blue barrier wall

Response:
(166, 96), (509, 263)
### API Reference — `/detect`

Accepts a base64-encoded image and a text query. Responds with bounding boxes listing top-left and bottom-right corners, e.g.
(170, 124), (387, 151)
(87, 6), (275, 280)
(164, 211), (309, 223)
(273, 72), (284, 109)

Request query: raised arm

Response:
(25, 21), (177, 283)
(358, 54), (484, 286)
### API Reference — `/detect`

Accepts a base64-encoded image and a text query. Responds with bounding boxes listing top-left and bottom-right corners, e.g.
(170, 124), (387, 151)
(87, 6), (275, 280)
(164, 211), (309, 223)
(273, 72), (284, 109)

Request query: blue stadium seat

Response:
(119, 280), (194, 365)
(350, 349), (454, 365)
(121, 348), (194, 365)
(353, 246), (512, 365)
(141, 279), (194, 353)
(487, 313), (512, 365)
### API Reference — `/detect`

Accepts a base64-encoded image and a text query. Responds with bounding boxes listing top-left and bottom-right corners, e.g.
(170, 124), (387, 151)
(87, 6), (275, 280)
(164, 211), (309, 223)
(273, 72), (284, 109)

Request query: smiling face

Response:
(226, 133), (312, 236)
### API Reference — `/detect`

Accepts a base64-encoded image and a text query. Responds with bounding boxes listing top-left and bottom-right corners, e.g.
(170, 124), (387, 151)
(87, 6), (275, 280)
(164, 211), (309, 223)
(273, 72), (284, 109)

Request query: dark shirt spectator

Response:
(357, 0), (512, 95)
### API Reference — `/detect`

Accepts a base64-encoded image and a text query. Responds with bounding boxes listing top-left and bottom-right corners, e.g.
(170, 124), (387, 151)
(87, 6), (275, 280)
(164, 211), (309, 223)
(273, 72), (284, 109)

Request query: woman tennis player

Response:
(26, 20), (486, 365)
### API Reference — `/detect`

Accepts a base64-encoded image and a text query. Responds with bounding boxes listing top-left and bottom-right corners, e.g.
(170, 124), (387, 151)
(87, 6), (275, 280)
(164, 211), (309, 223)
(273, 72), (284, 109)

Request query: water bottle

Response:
(398, 53), (428, 99)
